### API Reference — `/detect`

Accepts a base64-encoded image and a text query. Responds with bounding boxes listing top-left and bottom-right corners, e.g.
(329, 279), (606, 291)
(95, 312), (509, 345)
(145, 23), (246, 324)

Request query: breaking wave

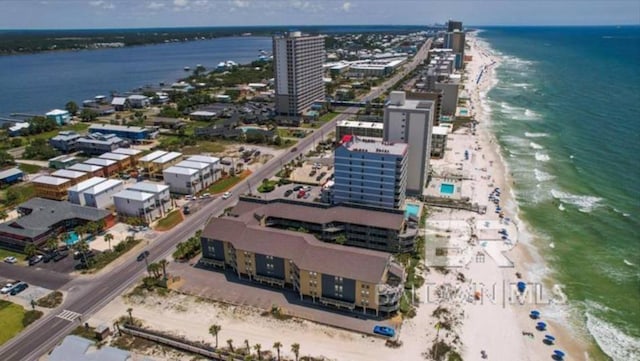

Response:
(550, 189), (604, 212)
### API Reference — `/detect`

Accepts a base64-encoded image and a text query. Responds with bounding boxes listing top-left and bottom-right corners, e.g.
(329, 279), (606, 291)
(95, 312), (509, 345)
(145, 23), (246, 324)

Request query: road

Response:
(0, 38), (431, 361)
(0, 263), (71, 290)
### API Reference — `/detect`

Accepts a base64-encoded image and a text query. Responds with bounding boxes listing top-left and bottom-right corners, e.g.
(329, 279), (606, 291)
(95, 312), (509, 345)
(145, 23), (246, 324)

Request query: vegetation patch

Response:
(0, 248), (26, 265)
(36, 291), (64, 308)
(0, 300), (25, 345)
(257, 179), (277, 193)
(1, 183), (36, 208)
(71, 325), (99, 342)
(22, 310), (43, 327)
(154, 210), (183, 231)
(17, 163), (42, 174)
(206, 170), (251, 194)
(82, 237), (141, 273)
(173, 231), (202, 262)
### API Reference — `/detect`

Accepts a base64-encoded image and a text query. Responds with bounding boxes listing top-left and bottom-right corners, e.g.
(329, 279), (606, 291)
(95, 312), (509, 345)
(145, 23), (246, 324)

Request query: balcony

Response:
(319, 296), (355, 310)
(254, 274), (285, 287)
(200, 257), (225, 268)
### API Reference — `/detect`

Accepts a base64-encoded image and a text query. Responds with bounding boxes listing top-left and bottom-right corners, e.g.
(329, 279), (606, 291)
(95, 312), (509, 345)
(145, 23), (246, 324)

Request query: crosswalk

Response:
(56, 309), (82, 322)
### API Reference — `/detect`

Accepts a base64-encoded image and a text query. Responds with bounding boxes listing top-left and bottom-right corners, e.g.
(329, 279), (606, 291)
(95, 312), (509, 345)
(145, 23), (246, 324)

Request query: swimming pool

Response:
(64, 231), (79, 246)
(405, 203), (420, 218)
(440, 183), (455, 195)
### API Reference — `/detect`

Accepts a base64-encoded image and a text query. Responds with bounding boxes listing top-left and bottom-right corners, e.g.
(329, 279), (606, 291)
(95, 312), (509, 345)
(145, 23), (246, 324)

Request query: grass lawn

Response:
(22, 123), (89, 144)
(181, 140), (229, 155)
(18, 163), (42, 174)
(0, 300), (25, 345)
(0, 183), (36, 209)
(207, 170), (251, 194)
(319, 111), (339, 122)
(154, 210), (184, 231)
(0, 248), (27, 265)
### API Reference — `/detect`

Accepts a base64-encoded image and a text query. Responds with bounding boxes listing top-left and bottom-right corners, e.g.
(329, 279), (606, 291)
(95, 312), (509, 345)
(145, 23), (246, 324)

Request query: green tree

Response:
(10, 137), (22, 148)
(0, 150), (15, 167)
(45, 236), (58, 252)
(0, 209), (8, 222)
(79, 108), (98, 122)
(24, 243), (38, 258)
(65, 101), (79, 116)
(253, 343), (262, 360)
(209, 324), (221, 348)
(5, 188), (20, 205)
(147, 262), (161, 278)
(335, 234), (347, 245)
(23, 138), (59, 160)
(226, 339), (234, 352)
(273, 341), (282, 361)
(291, 343), (300, 361)
(75, 239), (90, 266)
(104, 233), (114, 251)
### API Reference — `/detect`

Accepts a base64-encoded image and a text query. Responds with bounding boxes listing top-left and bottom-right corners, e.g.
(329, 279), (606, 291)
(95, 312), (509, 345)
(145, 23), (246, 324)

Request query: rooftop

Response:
(68, 163), (103, 173)
(0, 198), (110, 238)
(51, 169), (87, 180)
(202, 217), (391, 284)
(114, 189), (154, 202)
(151, 151), (182, 164)
(84, 158), (117, 167)
(49, 155), (77, 163)
(112, 147), (142, 156)
(187, 155), (220, 164)
(138, 150), (168, 163)
(67, 177), (108, 193)
(341, 135), (407, 156)
(49, 335), (132, 361)
(88, 123), (147, 133)
(32, 175), (71, 186)
(163, 165), (198, 176)
(337, 120), (384, 130)
(98, 152), (129, 161)
(175, 160), (209, 170)
(127, 181), (169, 194)
(0, 167), (23, 180)
(46, 109), (69, 116)
(84, 179), (123, 195)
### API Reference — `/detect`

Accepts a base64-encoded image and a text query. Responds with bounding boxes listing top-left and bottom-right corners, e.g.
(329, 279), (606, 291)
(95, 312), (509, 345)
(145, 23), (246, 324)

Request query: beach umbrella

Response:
(544, 335), (556, 345)
(517, 281), (527, 293)
(530, 310), (540, 319)
(536, 321), (547, 331)
(553, 350), (565, 359)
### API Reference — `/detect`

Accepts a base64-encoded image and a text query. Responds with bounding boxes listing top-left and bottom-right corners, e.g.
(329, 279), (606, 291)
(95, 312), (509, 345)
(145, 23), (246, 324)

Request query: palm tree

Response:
(253, 344), (262, 360)
(126, 308), (133, 324)
(273, 341), (282, 361)
(24, 243), (38, 258)
(244, 339), (250, 354)
(0, 209), (8, 222)
(74, 224), (86, 241)
(76, 239), (90, 266)
(291, 343), (300, 361)
(125, 235), (135, 244)
(104, 233), (114, 251)
(158, 259), (169, 279)
(209, 324), (221, 348)
(226, 339), (234, 353)
(147, 262), (160, 278)
(45, 237), (58, 252)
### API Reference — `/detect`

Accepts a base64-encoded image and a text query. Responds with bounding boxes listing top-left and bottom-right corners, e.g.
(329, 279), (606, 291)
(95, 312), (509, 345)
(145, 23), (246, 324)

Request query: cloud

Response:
(233, 0), (250, 8)
(173, 0), (189, 7)
(342, 1), (351, 12)
(89, 0), (115, 10)
(147, 1), (165, 10)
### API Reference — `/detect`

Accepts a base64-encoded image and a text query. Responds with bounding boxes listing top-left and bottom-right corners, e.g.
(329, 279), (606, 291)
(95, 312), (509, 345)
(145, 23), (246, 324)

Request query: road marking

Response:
(56, 309), (82, 322)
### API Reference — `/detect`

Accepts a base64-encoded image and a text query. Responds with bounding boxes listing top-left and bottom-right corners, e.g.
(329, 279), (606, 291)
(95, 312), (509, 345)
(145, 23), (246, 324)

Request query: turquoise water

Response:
(440, 183), (455, 195)
(64, 231), (79, 246)
(405, 203), (420, 218)
(479, 26), (640, 361)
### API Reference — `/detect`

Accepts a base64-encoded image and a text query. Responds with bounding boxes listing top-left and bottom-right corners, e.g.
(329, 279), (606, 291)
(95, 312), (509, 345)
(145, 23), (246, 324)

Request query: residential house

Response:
(83, 158), (120, 177)
(31, 175), (72, 200)
(50, 169), (90, 186)
(67, 163), (105, 178)
(48, 155), (78, 170)
(0, 168), (24, 185)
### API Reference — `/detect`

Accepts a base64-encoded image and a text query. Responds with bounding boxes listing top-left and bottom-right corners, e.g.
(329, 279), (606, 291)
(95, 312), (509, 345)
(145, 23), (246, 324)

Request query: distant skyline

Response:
(1, 0), (638, 29)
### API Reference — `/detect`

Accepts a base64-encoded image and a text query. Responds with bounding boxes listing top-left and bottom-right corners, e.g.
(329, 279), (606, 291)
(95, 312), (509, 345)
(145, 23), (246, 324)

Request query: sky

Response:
(0, 0), (638, 29)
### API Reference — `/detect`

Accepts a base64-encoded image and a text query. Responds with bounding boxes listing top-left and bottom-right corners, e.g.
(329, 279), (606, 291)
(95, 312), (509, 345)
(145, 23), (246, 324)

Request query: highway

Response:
(0, 37), (431, 361)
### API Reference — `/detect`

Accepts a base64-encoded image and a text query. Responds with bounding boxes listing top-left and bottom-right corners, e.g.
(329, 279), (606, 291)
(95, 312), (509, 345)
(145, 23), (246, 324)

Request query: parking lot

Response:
(289, 161), (333, 186)
(0, 275), (53, 306)
(168, 260), (397, 335)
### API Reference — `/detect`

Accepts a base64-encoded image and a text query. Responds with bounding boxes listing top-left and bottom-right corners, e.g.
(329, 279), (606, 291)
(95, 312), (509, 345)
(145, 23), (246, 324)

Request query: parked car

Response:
(284, 189), (293, 197)
(4, 256), (17, 264)
(303, 192), (311, 199)
(183, 206), (191, 215)
(1, 281), (18, 294)
(292, 185), (303, 191)
(53, 251), (68, 262)
(28, 255), (44, 266)
(303, 186), (312, 192)
(297, 190), (305, 199)
(222, 191), (232, 200)
(290, 147), (298, 152)
(202, 192), (211, 198)
(373, 325), (395, 337)
(137, 250), (150, 262)
(10, 283), (28, 296)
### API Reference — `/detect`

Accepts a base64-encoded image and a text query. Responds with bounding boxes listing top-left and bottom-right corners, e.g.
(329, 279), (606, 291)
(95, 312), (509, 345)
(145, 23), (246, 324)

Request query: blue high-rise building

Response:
(333, 135), (408, 209)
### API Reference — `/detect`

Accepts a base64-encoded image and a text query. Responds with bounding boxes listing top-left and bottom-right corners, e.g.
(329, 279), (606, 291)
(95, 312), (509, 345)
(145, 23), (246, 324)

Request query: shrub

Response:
(22, 310), (43, 327)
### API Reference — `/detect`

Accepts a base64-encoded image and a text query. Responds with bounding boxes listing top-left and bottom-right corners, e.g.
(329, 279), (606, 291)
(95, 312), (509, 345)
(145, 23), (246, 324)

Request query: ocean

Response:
(0, 36), (272, 116)
(478, 26), (640, 360)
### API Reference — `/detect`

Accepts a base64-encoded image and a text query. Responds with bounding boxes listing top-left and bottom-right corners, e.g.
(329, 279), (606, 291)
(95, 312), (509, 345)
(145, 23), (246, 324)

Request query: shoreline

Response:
(453, 32), (593, 360)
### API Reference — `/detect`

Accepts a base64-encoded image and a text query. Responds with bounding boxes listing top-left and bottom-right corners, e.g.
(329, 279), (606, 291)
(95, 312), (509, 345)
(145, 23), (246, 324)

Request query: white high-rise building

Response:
(273, 32), (325, 120)
(383, 91), (435, 195)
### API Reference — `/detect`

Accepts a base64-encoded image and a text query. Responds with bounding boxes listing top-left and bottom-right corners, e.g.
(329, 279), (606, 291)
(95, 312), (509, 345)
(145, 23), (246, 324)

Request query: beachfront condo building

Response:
(333, 135), (408, 209)
(229, 197), (418, 253)
(335, 120), (384, 140)
(199, 215), (406, 316)
(273, 32), (325, 122)
(383, 91), (435, 196)
(447, 20), (463, 32)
